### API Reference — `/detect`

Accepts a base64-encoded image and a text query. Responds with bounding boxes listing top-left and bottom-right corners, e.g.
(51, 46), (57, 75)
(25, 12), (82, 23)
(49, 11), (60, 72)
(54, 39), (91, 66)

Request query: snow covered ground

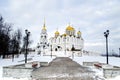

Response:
(0, 53), (56, 80)
(0, 53), (120, 80)
(71, 56), (120, 80)
(72, 56), (120, 67)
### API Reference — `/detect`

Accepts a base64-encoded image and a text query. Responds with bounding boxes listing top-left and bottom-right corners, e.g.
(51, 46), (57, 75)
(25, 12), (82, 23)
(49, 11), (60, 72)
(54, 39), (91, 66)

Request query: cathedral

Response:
(39, 21), (84, 53)
(49, 25), (84, 51)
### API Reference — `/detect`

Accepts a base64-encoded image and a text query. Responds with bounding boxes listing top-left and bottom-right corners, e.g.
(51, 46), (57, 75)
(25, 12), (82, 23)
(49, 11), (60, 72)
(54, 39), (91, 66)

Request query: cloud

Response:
(0, 0), (120, 53)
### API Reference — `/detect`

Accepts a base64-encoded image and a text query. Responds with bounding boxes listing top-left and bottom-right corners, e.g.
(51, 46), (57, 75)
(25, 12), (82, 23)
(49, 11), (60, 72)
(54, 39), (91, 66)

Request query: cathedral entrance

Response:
(55, 48), (57, 51)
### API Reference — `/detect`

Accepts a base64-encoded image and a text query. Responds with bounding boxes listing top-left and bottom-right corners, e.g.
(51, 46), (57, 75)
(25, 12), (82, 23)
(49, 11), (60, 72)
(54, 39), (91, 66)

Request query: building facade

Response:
(49, 24), (84, 51)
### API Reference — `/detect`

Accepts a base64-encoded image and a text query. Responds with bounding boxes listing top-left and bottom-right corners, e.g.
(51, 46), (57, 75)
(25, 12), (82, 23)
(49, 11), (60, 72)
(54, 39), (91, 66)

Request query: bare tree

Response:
(0, 15), (12, 58)
(10, 29), (22, 61)
(0, 15), (22, 59)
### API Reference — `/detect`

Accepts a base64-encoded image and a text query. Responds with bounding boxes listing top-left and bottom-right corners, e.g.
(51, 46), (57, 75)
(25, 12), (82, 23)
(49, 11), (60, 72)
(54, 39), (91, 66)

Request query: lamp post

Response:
(104, 30), (109, 64)
(51, 45), (52, 58)
(25, 29), (30, 63)
(71, 45), (75, 59)
(119, 48), (120, 57)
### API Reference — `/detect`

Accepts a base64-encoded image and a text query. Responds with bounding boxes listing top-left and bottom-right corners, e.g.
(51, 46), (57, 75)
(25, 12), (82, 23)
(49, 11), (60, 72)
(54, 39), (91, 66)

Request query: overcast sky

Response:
(0, 0), (120, 54)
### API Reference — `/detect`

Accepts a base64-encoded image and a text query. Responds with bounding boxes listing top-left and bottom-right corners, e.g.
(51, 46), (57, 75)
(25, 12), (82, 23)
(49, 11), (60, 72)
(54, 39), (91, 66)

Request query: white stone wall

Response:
(103, 68), (120, 78)
(3, 67), (33, 78)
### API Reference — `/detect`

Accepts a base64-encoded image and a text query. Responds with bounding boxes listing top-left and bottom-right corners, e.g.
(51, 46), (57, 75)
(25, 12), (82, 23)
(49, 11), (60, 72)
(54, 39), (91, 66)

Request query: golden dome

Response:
(62, 33), (67, 36)
(77, 31), (81, 34)
(55, 31), (60, 35)
(42, 26), (46, 30)
(42, 19), (46, 30)
(66, 25), (75, 31)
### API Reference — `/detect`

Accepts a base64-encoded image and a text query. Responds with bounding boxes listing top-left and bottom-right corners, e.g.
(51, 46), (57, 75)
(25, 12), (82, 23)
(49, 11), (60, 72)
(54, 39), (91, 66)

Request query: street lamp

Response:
(25, 29), (30, 63)
(104, 30), (109, 64)
(51, 45), (52, 58)
(119, 48), (120, 57)
(71, 45), (75, 59)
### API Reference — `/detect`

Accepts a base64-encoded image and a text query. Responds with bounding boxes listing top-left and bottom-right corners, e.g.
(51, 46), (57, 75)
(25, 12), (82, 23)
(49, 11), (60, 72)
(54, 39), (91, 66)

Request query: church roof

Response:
(77, 31), (81, 34)
(55, 31), (60, 35)
(66, 25), (75, 31)
(62, 33), (67, 37)
(42, 18), (46, 30)
(42, 26), (46, 30)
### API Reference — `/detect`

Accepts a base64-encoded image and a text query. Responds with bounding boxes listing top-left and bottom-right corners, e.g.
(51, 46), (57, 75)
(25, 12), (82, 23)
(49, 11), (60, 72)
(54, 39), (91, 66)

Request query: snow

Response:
(0, 53), (120, 80)
(72, 56), (120, 66)
(71, 56), (120, 80)
(106, 76), (120, 80)
(0, 53), (56, 80)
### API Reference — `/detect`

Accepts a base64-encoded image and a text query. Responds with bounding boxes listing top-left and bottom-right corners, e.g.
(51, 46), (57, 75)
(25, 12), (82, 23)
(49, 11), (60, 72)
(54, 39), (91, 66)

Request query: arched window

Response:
(44, 36), (46, 38)
(67, 37), (69, 41)
(59, 38), (60, 43)
(55, 39), (56, 43)
(55, 48), (57, 51)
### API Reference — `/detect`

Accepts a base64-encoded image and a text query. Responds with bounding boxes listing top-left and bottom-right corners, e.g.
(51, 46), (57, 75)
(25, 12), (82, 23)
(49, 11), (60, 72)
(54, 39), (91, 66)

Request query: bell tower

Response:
(40, 19), (48, 50)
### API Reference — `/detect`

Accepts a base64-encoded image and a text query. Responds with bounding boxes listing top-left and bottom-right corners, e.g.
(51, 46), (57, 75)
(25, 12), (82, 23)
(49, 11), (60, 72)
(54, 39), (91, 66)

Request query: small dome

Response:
(42, 21), (46, 30)
(66, 25), (75, 31)
(55, 31), (60, 35)
(77, 31), (81, 34)
(62, 33), (67, 37)
(42, 26), (46, 30)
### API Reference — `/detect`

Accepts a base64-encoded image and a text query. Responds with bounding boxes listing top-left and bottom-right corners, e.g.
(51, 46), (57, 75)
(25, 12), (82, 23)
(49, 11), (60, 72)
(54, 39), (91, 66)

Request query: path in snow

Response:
(32, 57), (94, 80)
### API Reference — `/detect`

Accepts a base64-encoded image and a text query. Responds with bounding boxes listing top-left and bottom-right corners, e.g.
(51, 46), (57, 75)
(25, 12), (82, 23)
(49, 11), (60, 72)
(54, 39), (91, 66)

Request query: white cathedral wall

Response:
(49, 35), (84, 51)
(75, 38), (83, 50)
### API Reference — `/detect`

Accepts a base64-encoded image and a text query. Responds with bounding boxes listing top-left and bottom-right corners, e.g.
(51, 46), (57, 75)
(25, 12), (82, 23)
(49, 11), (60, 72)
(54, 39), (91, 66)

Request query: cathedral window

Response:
(59, 38), (60, 43)
(44, 36), (46, 38)
(51, 40), (53, 43)
(68, 31), (70, 35)
(55, 39), (56, 42)
(67, 37), (69, 41)
(63, 38), (64, 42)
